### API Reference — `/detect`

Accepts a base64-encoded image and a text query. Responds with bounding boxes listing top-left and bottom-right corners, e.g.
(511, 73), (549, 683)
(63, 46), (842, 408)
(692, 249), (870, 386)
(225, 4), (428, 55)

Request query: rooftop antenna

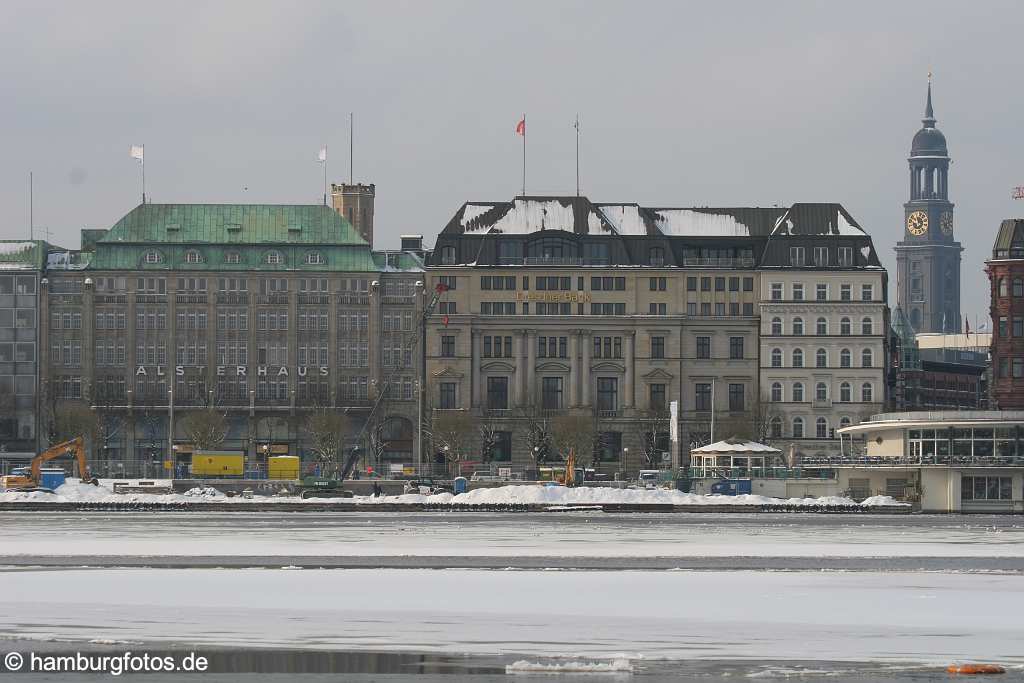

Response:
(349, 112), (354, 185)
(29, 172), (33, 241)
(574, 114), (580, 197)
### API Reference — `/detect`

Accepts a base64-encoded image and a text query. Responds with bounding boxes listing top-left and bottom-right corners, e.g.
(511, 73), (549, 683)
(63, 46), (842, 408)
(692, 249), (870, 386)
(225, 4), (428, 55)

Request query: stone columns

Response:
(512, 332), (521, 407)
(471, 329), (482, 408)
(569, 331), (579, 407)
(581, 330), (591, 407)
(526, 330), (537, 407)
(518, 330), (529, 407)
(624, 330), (635, 409)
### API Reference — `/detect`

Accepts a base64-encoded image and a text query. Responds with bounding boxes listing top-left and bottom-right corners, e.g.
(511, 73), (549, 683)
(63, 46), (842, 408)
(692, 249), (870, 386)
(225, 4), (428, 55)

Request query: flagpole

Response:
(29, 172), (33, 240)
(349, 113), (354, 184)
(141, 145), (146, 204)
(575, 114), (580, 197)
(522, 113), (526, 196)
(323, 144), (328, 206)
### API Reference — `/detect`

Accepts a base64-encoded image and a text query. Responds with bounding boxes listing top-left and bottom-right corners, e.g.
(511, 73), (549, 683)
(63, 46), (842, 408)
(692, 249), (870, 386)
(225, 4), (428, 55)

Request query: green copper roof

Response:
(87, 203), (378, 272)
(102, 203), (368, 246)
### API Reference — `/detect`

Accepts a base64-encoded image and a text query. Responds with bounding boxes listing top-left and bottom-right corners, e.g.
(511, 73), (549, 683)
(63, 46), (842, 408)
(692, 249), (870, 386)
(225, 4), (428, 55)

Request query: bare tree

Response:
(478, 418), (499, 465)
(305, 407), (347, 478)
(551, 414), (599, 466)
(431, 410), (474, 476)
(637, 408), (671, 469)
(180, 407), (228, 451)
(366, 417), (389, 469)
(518, 402), (553, 468)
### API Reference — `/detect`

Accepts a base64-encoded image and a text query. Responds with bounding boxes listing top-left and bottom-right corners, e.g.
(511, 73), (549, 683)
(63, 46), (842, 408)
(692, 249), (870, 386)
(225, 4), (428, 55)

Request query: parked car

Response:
(637, 470), (661, 489)
(402, 478), (453, 495)
(469, 471), (502, 482)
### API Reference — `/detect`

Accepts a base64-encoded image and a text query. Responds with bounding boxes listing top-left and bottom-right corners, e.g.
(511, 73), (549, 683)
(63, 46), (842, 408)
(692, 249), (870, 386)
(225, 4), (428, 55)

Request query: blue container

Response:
(39, 469), (66, 490)
(710, 479), (753, 496)
(453, 476), (468, 494)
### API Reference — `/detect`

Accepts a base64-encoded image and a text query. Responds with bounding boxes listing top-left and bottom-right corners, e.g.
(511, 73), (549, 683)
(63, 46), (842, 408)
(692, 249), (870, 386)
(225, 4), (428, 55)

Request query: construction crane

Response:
(0, 437), (99, 492)
(296, 281), (450, 496)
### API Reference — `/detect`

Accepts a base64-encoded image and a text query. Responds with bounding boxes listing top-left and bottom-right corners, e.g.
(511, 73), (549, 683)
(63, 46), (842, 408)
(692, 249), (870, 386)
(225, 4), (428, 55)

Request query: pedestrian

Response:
(373, 482), (382, 497)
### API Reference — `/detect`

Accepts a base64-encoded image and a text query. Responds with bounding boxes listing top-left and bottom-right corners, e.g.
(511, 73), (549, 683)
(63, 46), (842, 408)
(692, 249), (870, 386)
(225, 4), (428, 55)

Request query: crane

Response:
(1, 437), (99, 492)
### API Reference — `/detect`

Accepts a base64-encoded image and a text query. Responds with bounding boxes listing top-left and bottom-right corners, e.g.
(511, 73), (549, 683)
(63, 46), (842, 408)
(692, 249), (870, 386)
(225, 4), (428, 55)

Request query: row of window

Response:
(769, 316), (875, 336)
(0, 309), (36, 329)
(769, 415), (852, 440)
(789, 245), (857, 268)
(89, 276), (370, 294)
(995, 357), (1024, 379)
(0, 276), (37, 295)
(769, 347), (875, 368)
(770, 282), (874, 302)
(995, 277), (1024, 298)
(769, 380), (875, 403)
(144, 250), (331, 266)
(995, 317), (1024, 339)
(686, 276), (755, 292)
(439, 334), (751, 361)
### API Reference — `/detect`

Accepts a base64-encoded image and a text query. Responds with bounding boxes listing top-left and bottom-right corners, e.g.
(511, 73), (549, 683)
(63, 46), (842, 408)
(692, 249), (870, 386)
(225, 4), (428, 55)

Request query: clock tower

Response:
(895, 77), (962, 333)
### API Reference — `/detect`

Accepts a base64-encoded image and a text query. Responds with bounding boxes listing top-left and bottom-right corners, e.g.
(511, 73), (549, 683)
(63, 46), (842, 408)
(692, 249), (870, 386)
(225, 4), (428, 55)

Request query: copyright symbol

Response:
(4, 652), (23, 671)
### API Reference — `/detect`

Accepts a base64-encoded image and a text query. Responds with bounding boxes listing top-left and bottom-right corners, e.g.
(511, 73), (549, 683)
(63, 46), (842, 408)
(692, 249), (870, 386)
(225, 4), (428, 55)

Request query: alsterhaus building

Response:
(425, 196), (887, 474)
(41, 203), (424, 477)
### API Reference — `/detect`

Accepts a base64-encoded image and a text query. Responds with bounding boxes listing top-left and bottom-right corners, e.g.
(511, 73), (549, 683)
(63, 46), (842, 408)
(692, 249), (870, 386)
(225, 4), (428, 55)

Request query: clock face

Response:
(940, 211), (954, 235)
(907, 210), (928, 236)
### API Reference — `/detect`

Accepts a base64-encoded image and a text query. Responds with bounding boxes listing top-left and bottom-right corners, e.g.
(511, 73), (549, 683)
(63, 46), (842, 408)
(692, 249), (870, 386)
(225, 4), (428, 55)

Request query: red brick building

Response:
(987, 219), (1024, 409)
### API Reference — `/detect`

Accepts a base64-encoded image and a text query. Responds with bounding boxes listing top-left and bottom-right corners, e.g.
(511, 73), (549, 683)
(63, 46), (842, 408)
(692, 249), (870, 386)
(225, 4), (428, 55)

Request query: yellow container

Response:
(191, 452), (244, 477)
(268, 455), (300, 480)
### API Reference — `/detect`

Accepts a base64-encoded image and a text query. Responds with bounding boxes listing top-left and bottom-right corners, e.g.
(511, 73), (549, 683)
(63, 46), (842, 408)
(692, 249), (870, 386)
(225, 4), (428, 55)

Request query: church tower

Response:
(895, 77), (963, 334)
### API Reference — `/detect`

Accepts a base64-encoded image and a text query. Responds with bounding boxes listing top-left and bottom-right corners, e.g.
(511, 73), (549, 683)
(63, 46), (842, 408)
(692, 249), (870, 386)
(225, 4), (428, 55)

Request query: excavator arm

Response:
(29, 437), (98, 486)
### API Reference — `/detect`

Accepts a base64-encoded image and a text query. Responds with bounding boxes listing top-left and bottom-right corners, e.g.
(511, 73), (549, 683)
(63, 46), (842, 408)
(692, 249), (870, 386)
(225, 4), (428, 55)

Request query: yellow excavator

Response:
(0, 437), (99, 492)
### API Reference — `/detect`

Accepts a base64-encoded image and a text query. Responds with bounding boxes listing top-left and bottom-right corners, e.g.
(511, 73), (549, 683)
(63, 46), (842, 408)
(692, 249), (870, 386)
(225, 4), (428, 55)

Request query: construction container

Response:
(39, 468), (67, 490)
(191, 452), (244, 477)
(267, 455), (300, 480)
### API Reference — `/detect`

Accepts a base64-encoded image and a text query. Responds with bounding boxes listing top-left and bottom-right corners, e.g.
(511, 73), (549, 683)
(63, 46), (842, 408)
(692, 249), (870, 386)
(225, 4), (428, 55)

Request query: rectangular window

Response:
(440, 335), (455, 358)
(729, 302), (740, 316)
(841, 284), (852, 301)
(999, 317), (1008, 338)
(715, 303), (726, 316)
(961, 476), (1012, 501)
(792, 283), (804, 301)
(648, 302), (667, 315)
(700, 277), (711, 292)
(790, 246), (805, 266)
(597, 377), (618, 412)
(651, 336), (665, 359)
(729, 336), (744, 359)
(742, 277), (754, 292)
(728, 277), (739, 292)
(649, 384), (666, 411)
(700, 302), (711, 316)
(838, 247), (853, 266)
(687, 277), (697, 292)
(814, 246), (828, 266)
(687, 302), (697, 316)
(742, 302), (754, 316)
(696, 336), (711, 359)
(770, 283), (783, 301)
(695, 383), (711, 411)
(816, 283), (828, 301)
(714, 277), (725, 292)
(1014, 319), (1024, 338)
(542, 377), (563, 410)
(486, 377), (509, 409)
(861, 284), (873, 301)
(728, 383), (744, 411)
(439, 382), (456, 409)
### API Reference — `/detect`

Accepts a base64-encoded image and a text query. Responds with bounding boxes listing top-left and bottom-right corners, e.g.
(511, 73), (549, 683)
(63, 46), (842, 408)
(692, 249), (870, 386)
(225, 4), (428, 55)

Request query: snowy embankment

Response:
(0, 481), (907, 508)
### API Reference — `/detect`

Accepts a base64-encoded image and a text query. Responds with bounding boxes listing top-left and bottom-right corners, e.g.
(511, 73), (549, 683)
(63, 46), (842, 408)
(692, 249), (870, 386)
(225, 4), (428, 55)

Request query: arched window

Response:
(770, 382), (783, 402)
(648, 246), (665, 266)
(771, 348), (782, 367)
(1014, 278), (1024, 297)
(861, 382), (873, 402)
(840, 382), (851, 402)
(792, 348), (804, 368)
(815, 381), (828, 401)
(305, 252), (324, 265)
(793, 317), (804, 335)
(185, 250), (203, 264)
(816, 348), (827, 368)
(440, 245), (456, 265)
(861, 348), (873, 368)
(225, 252), (241, 264)
(816, 317), (828, 335)
(770, 416), (783, 439)
(792, 416), (805, 439)
(998, 278), (1008, 297)
(816, 417), (828, 439)
(771, 317), (783, 335)
(840, 348), (851, 368)
(144, 250), (163, 264)
(839, 416), (852, 429)
(265, 251), (283, 265)
(792, 382), (804, 402)
(861, 317), (873, 335)
(840, 317), (851, 335)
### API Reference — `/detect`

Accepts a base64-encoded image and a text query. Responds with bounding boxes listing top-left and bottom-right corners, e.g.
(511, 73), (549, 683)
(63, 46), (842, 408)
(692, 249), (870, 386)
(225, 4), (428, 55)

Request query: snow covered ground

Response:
(1, 568), (1021, 666)
(0, 480), (905, 508)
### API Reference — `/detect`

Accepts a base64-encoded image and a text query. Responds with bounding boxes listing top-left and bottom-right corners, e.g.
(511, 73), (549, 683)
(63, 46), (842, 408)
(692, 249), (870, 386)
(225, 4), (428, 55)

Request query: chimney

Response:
(330, 182), (375, 246)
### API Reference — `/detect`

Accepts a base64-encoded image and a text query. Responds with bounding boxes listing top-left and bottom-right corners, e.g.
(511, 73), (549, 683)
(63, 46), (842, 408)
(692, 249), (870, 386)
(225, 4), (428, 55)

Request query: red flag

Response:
(443, 314), (450, 328)
(515, 118), (525, 136)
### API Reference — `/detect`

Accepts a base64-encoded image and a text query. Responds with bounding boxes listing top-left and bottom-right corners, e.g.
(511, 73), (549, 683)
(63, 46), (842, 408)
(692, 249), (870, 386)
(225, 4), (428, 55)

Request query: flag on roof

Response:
(515, 118), (525, 136)
(317, 146), (327, 163)
(129, 145), (144, 162)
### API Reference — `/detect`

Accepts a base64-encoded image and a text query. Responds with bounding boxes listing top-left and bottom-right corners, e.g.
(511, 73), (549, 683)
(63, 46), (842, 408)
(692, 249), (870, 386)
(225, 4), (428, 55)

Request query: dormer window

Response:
(306, 252), (324, 265)
(225, 252), (241, 264)
(144, 251), (163, 264)
(265, 251), (283, 265)
(185, 250), (204, 264)
(648, 246), (665, 267)
(440, 246), (456, 265)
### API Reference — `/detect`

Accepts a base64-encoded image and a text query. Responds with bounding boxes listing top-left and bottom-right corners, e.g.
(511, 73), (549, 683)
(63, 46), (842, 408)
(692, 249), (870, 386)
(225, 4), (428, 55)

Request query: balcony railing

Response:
(175, 294), (208, 304)
(497, 257), (611, 267)
(337, 294), (369, 305)
(383, 295), (417, 305)
(597, 409), (619, 418)
(256, 294), (289, 305)
(134, 294), (167, 304)
(216, 293), (250, 305)
(94, 295), (127, 304)
(298, 293), (329, 305)
(682, 257), (755, 268)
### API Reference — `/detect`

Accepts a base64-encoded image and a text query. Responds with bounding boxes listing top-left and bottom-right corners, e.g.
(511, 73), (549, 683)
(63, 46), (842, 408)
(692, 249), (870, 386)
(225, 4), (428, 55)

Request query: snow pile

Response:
(357, 485), (908, 508)
(182, 487), (226, 499)
(506, 658), (633, 674)
(859, 495), (905, 507)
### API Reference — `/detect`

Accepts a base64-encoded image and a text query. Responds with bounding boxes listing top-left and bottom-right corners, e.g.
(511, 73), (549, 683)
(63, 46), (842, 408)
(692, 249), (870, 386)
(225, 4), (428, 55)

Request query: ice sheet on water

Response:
(506, 658), (634, 673)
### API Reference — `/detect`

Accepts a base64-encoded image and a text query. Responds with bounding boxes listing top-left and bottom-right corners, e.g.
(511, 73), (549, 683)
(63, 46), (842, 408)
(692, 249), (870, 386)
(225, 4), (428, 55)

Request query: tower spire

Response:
(923, 71), (935, 126)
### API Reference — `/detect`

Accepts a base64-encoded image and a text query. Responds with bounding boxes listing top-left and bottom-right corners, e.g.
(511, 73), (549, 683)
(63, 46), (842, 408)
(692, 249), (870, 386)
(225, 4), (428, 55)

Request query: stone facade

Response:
(988, 219), (1024, 409)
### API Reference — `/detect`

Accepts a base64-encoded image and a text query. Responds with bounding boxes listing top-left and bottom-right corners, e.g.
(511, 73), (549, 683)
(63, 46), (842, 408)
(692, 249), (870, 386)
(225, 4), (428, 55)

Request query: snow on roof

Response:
(0, 242), (37, 256)
(651, 210), (750, 237)
(466, 199), (577, 235)
(836, 211), (863, 236)
(690, 438), (782, 454)
(461, 204), (495, 228)
(596, 205), (647, 236)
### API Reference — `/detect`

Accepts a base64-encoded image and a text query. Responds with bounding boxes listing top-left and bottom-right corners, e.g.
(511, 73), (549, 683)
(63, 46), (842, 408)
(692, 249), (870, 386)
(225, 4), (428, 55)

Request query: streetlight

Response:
(622, 447), (629, 481)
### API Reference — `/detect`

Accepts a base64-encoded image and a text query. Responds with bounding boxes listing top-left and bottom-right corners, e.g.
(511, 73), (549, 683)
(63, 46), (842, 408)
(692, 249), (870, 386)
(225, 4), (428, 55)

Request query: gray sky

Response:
(2, 0), (1022, 321)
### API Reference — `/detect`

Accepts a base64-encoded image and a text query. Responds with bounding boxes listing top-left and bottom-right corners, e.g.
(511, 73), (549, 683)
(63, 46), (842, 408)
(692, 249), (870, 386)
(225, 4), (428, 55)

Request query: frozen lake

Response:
(2, 511), (1023, 560)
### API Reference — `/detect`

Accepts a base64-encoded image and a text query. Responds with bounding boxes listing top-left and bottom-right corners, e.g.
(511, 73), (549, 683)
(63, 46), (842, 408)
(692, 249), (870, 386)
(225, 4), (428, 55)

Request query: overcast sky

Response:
(2, 0), (1022, 320)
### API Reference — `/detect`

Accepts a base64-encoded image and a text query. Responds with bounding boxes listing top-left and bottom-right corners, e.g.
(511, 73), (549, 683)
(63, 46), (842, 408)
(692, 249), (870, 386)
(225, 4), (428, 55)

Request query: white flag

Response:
(129, 145), (144, 162)
(317, 146), (327, 163)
